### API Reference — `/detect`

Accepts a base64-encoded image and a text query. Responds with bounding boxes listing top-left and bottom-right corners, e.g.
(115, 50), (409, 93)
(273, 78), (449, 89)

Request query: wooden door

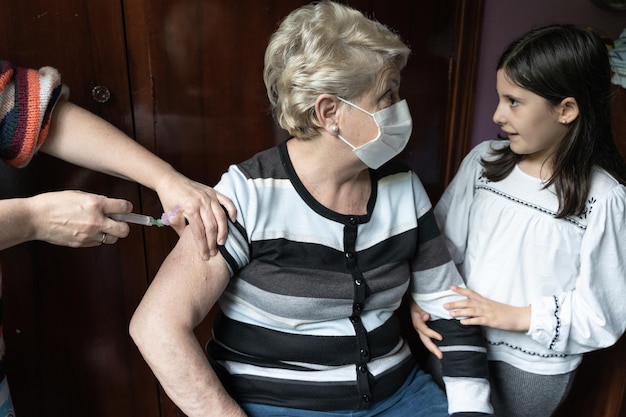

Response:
(0, 0), (483, 416)
(0, 1), (158, 416)
(122, 0), (482, 276)
(121, 0), (483, 415)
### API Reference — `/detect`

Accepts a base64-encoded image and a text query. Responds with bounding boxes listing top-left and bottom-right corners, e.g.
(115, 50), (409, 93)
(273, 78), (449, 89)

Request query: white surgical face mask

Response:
(336, 97), (413, 169)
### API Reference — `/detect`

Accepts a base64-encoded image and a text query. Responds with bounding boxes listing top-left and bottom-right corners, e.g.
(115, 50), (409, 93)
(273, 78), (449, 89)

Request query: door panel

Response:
(0, 1), (157, 416)
(0, 0), (484, 416)
(554, 335), (626, 417)
(123, 0), (481, 277)
(122, 0), (483, 415)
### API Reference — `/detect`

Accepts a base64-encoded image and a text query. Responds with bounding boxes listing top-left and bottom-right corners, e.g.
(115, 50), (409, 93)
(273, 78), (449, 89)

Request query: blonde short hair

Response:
(264, 1), (410, 139)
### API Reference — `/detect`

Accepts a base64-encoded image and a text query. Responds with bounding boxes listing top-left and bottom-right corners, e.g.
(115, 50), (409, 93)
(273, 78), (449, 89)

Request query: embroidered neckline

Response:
(476, 170), (594, 231)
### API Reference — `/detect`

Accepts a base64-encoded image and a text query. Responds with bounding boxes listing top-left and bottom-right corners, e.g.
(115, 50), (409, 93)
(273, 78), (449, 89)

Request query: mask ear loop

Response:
(336, 96), (375, 116)
(336, 97), (383, 142)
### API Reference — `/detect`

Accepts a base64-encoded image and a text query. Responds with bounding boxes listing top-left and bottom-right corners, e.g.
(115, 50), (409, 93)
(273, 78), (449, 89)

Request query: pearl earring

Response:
(332, 125), (339, 133)
(562, 119), (568, 124)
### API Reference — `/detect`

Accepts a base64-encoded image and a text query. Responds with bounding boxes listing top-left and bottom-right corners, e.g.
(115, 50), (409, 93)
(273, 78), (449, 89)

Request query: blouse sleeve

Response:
(0, 60), (67, 168)
(529, 184), (626, 353)
(434, 141), (493, 265)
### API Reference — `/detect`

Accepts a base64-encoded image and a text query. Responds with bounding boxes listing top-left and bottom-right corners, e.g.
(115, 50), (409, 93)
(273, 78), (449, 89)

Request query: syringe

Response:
(109, 213), (165, 227)
(109, 205), (181, 228)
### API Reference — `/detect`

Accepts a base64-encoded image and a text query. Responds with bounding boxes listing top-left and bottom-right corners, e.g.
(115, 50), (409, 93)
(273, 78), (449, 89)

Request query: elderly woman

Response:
(130, 2), (493, 416)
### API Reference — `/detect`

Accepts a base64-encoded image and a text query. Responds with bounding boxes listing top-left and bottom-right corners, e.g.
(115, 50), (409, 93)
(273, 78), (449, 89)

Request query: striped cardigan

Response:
(0, 60), (65, 167)
(212, 141), (493, 416)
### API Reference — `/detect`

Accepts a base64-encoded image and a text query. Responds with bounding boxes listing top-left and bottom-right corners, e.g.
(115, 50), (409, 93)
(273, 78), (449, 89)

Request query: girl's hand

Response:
(410, 300), (443, 359)
(445, 285), (531, 332)
(155, 171), (237, 260)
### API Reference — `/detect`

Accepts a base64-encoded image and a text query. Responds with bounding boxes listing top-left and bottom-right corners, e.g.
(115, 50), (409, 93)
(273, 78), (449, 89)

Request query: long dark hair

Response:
(482, 24), (626, 218)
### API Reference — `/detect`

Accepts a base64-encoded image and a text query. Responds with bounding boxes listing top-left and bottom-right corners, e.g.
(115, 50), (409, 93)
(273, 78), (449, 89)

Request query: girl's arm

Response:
(434, 143), (490, 266)
(129, 227), (245, 417)
(40, 100), (236, 259)
(444, 185), (626, 354)
(529, 185), (626, 354)
(444, 286), (532, 332)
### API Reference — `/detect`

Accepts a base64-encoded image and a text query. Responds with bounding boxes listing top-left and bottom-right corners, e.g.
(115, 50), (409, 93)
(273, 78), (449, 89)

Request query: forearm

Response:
(0, 198), (35, 250)
(130, 229), (243, 415)
(40, 100), (235, 259)
(530, 292), (626, 354)
(429, 319), (493, 416)
(130, 316), (244, 417)
(40, 100), (178, 191)
(0, 191), (132, 250)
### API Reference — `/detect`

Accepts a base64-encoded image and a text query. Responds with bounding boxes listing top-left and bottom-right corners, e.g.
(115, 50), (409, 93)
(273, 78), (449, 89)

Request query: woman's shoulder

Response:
(215, 144), (288, 208)
(235, 144), (286, 180)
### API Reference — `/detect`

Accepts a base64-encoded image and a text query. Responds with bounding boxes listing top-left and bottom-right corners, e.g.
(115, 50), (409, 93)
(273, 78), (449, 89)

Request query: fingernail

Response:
(210, 250), (217, 257)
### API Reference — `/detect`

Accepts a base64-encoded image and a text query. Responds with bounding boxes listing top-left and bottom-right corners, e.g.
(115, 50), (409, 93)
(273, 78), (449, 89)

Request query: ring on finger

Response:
(101, 233), (107, 244)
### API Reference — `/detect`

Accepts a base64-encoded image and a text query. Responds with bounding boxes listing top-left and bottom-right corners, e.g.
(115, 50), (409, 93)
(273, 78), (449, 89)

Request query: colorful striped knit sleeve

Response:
(0, 60), (67, 168)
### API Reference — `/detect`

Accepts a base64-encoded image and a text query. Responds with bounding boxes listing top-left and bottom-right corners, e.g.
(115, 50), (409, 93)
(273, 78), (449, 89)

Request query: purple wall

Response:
(470, 0), (625, 147)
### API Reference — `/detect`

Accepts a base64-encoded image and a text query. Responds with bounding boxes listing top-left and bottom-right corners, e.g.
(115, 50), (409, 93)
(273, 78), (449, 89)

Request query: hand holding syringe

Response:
(109, 205), (181, 227)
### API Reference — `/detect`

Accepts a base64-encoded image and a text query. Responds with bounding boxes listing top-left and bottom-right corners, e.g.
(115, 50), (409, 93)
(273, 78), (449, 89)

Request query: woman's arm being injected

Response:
(129, 227), (245, 417)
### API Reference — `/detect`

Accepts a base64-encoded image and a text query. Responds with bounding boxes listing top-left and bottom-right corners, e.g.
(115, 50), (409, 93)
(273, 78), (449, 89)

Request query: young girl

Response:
(422, 24), (626, 417)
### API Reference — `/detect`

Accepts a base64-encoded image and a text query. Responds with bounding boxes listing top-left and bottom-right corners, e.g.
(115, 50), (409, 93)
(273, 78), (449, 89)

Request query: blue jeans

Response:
(0, 377), (15, 417)
(240, 366), (448, 417)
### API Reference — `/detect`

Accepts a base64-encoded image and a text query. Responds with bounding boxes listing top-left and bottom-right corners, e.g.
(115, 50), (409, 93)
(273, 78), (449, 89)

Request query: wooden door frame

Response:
(444, 0), (484, 186)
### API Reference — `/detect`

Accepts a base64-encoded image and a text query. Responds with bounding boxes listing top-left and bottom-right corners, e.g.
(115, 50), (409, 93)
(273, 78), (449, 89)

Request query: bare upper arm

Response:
(132, 226), (231, 331)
